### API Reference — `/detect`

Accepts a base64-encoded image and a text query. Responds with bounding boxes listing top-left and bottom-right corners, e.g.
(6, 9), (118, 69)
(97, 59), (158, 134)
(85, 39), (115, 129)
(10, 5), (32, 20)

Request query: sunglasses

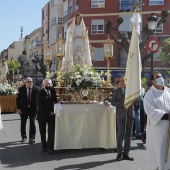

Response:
(155, 75), (162, 79)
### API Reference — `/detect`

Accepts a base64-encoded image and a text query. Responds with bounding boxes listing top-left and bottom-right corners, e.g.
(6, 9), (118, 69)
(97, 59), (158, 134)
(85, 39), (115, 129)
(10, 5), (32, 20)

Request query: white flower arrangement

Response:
(62, 65), (103, 91)
(0, 83), (17, 96)
(49, 71), (58, 86)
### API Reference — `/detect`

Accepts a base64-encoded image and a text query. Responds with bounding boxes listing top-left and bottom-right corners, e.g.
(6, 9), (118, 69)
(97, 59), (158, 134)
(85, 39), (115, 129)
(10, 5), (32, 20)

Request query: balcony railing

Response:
(63, 15), (68, 24)
(32, 41), (42, 47)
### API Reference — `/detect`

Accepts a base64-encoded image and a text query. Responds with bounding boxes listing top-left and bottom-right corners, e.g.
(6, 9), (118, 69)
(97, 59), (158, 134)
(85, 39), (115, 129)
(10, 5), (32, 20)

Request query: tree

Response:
(158, 37), (170, 63)
(6, 60), (21, 72)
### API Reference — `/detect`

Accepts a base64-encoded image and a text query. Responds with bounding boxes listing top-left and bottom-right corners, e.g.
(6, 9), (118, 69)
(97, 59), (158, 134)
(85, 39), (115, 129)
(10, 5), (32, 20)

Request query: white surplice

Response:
(144, 85), (170, 170)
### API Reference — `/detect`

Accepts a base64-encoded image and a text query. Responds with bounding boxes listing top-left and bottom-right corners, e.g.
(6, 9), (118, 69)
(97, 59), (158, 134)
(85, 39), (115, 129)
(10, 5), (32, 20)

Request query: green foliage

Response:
(158, 37), (170, 63)
(141, 77), (148, 90)
(6, 60), (21, 71)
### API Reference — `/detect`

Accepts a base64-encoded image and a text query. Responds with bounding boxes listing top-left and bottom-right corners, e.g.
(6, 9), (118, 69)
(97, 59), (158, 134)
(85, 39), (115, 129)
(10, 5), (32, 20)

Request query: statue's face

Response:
(76, 15), (82, 25)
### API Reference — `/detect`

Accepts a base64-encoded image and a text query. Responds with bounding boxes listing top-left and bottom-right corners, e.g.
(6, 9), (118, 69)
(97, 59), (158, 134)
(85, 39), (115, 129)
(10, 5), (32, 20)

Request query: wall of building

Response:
(8, 41), (24, 61)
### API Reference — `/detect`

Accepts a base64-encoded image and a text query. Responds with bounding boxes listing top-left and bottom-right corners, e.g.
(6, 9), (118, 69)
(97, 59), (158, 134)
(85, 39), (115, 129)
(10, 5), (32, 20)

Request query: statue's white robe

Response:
(61, 16), (92, 72)
(144, 86), (170, 170)
(0, 62), (8, 83)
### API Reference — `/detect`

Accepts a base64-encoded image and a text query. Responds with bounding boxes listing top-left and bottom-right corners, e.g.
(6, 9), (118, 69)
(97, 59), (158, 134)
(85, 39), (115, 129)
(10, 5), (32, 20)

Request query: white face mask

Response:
(156, 77), (164, 86)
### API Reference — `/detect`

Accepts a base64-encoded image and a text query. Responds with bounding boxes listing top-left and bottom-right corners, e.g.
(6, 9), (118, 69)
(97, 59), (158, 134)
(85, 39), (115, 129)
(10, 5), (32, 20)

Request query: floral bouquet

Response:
(0, 83), (17, 96)
(62, 65), (103, 91)
(49, 71), (58, 87)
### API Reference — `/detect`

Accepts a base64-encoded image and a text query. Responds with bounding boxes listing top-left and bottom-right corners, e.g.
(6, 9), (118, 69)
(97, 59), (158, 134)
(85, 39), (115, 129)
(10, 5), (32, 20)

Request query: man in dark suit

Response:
(112, 75), (135, 161)
(37, 78), (57, 154)
(16, 77), (39, 144)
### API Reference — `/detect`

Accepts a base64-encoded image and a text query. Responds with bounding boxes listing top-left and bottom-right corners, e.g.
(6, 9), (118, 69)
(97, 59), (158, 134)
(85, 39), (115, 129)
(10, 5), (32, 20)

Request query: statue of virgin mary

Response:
(61, 13), (92, 72)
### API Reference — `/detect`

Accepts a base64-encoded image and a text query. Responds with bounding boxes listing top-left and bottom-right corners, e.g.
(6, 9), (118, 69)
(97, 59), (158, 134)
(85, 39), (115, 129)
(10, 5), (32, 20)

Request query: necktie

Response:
(47, 90), (51, 98)
(27, 88), (31, 106)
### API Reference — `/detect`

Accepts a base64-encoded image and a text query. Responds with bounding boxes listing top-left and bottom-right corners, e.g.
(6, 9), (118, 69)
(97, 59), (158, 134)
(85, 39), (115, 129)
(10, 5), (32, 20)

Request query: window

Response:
(91, 19), (104, 34)
(95, 48), (104, 61)
(75, 0), (78, 11)
(51, 17), (56, 26)
(65, 10), (68, 16)
(91, 0), (105, 8)
(149, 0), (164, 5)
(51, 0), (55, 7)
(42, 10), (45, 20)
(119, 0), (140, 12)
(69, 0), (73, 14)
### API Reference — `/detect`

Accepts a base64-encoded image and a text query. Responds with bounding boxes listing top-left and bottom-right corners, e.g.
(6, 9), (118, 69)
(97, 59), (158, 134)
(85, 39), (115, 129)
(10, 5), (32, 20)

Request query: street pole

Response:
(151, 52), (153, 75)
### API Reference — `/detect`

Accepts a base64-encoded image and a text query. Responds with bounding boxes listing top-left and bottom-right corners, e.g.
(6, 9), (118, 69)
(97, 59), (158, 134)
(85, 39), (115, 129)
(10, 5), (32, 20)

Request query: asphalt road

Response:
(0, 113), (149, 170)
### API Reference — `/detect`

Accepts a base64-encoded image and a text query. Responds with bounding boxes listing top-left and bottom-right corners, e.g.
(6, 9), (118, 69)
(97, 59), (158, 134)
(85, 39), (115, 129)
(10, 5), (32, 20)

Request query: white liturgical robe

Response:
(144, 85), (170, 170)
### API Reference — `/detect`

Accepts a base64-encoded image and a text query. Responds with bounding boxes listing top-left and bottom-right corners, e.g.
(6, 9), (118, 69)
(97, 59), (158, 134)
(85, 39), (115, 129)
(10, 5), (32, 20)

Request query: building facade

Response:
(62, 0), (170, 79)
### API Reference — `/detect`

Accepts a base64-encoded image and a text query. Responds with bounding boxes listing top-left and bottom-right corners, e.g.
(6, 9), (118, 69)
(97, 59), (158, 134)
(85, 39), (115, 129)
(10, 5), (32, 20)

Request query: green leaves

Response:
(6, 60), (21, 72)
(158, 37), (170, 64)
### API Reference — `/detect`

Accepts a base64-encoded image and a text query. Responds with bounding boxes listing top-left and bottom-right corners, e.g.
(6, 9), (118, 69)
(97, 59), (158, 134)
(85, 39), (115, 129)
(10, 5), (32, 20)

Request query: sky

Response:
(0, 0), (48, 52)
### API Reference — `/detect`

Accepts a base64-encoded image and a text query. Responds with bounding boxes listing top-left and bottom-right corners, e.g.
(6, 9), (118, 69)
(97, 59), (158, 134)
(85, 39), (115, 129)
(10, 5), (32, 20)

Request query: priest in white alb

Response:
(143, 71), (170, 170)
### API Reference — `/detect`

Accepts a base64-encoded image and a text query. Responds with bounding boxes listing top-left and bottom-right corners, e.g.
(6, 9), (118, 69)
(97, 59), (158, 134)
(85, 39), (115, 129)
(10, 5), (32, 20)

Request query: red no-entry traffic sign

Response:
(146, 38), (160, 53)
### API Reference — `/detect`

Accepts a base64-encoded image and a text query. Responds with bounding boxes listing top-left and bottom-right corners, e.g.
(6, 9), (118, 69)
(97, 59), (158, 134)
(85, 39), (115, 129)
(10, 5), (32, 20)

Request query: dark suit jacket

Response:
(37, 87), (57, 122)
(111, 87), (135, 119)
(16, 85), (39, 116)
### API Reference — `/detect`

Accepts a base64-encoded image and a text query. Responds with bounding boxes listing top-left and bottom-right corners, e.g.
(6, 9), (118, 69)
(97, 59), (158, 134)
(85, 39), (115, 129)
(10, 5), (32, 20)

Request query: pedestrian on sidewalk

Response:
(16, 77), (39, 144)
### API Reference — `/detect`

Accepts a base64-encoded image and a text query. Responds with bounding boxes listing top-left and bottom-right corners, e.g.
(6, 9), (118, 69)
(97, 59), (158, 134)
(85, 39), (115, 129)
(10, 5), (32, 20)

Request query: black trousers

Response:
(38, 115), (55, 150)
(116, 117), (134, 155)
(20, 108), (36, 139)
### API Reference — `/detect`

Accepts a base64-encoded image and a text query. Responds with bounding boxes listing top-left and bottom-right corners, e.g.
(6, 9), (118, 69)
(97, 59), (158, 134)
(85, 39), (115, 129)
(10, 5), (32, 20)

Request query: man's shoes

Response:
(113, 148), (117, 153)
(116, 154), (122, 161)
(21, 137), (27, 142)
(29, 139), (35, 144)
(42, 148), (47, 153)
(136, 135), (141, 139)
(141, 133), (146, 144)
(46, 149), (54, 154)
(122, 154), (134, 161)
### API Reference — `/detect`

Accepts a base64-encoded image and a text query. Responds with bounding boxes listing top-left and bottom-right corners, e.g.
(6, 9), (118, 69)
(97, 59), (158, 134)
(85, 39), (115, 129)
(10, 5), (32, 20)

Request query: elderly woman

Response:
(61, 13), (92, 72)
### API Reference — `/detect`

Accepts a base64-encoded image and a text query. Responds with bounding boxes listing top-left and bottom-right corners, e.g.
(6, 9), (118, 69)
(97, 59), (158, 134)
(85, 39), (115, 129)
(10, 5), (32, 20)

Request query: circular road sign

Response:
(147, 38), (160, 53)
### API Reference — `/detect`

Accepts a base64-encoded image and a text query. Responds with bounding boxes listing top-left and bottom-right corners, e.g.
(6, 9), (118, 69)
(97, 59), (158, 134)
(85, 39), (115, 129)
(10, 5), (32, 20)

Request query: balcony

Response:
(32, 41), (42, 48)
(63, 15), (68, 24)
(22, 50), (26, 55)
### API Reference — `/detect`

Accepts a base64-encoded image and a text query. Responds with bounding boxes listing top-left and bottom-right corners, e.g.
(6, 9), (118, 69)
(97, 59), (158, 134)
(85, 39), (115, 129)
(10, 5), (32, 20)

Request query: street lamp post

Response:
(44, 44), (52, 78)
(32, 56), (38, 85)
(147, 13), (158, 75)
(55, 35), (65, 86)
(103, 37), (114, 87)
